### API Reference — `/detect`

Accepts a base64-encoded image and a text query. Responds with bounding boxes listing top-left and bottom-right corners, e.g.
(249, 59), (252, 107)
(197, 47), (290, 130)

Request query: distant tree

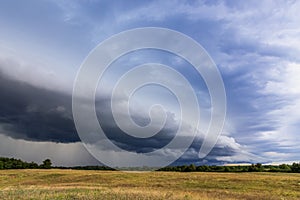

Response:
(182, 165), (189, 172)
(29, 162), (39, 169)
(189, 164), (196, 172)
(40, 159), (52, 169)
(197, 165), (210, 172)
(0, 161), (3, 169)
(224, 166), (231, 172)
(255, 163), (262, 168)
(279, 164), (291, 171)
(291, 163), (300, 173)
(249, 164), (258, 172)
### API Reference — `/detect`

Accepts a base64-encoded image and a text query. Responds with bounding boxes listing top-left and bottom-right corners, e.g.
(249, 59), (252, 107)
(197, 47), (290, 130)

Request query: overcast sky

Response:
(0, 0), (299, 167)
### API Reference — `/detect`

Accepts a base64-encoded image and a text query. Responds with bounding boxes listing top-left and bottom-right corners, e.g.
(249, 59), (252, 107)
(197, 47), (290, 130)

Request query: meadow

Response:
(0, 169), (299, 200)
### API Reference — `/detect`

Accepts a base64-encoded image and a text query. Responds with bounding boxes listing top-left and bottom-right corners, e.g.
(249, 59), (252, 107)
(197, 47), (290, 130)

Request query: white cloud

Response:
(116, 0), (229, 23)
(0, 55), (73, 94)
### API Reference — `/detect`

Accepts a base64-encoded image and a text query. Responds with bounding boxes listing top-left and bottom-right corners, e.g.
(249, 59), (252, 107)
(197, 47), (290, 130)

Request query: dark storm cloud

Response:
(0, 69), (180, 149)
(0, 70), (240, 158)
(0, 67), (242, 164)
(0, 71), (79, 143)
(95, 97), (178, 153)
(95, 97), (244, 161)
(0, 68), (182, 151)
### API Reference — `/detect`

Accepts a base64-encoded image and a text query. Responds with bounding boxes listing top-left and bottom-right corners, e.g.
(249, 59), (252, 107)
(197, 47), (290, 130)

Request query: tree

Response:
(40, 159), (52, 169)
(291, 163), (300, 173)
(224, 166), (231, 172)
(0, 161), (3, 169)
(189, 164), (196, 172)
(279, 164), (291, 171)
(255, 163), (262, 168)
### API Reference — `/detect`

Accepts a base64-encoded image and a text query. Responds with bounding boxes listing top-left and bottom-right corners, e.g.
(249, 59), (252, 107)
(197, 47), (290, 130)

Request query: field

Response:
(0, 169), (299, 200)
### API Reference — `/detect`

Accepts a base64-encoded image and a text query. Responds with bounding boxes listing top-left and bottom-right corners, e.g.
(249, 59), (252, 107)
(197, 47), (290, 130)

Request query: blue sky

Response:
(0, 0), (299, 166)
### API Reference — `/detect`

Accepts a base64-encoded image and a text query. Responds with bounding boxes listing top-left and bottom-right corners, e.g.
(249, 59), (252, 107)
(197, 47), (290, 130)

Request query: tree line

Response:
(157, 163), (300, 173)
(0, 157), (114, 170)
(0, 157), (299, 172)
(0, 157), (52, 169)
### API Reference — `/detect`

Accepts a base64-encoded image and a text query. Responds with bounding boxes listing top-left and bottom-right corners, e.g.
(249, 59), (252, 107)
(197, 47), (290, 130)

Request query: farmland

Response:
(0, 169), (299, 199)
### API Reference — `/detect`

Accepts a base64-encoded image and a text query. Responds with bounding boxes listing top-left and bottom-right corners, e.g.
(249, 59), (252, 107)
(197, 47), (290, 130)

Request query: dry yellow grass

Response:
(0, 169), (299, 199)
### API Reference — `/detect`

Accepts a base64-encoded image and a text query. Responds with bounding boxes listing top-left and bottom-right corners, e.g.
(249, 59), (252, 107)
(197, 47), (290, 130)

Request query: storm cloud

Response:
(0, 63), (245, 166)
(0, 70), (79, 143)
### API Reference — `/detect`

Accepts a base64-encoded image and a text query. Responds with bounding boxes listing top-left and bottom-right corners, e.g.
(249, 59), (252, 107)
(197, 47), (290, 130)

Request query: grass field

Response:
(0, 169), (299, 200)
